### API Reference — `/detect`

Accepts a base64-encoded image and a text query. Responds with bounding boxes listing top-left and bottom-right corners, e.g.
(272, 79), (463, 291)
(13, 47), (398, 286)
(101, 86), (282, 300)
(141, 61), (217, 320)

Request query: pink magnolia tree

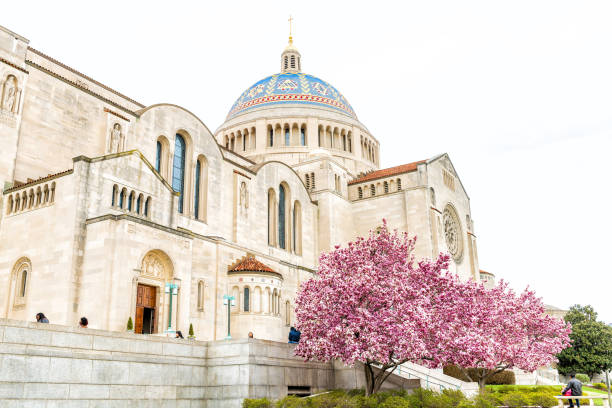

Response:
(422, 277), (572, 391)
(294, 222), (453, 395)
(294, 222), (571, 395)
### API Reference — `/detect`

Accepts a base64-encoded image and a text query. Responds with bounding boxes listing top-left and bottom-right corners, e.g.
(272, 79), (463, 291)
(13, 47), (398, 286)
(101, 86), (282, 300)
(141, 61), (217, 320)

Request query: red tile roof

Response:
(479, 269), (494, 275)
(348, 160), (427, 185)
(4, 169), (73, 193)
(228, 256), (275, 273)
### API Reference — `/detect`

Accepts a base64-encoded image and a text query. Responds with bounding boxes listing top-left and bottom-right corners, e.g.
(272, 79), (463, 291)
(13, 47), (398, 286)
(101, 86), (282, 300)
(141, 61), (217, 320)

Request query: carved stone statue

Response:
(109, 123), (122, 153)
(239, 182), (249, 209)
(3, 77), (17, 113)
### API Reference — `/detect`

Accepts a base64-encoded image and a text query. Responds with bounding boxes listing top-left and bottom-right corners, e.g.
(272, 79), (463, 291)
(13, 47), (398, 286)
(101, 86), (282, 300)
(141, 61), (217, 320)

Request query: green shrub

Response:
(126, 316), (133, 331)
(457, 400), (475, 408)
(243, 398), (272, 408)
(380, 396), (410, 408)
(188, 323), (195, 337)
(406, 388), (436, 408)
(593, 383), (610, 391)
(503, 391), (530, 408)
(472, 394), (496, 408)
(530, 392), (558, 408)
(575, 374), (590, 383)
(488, 370), (516, 385)
(276, 396), (311, 408)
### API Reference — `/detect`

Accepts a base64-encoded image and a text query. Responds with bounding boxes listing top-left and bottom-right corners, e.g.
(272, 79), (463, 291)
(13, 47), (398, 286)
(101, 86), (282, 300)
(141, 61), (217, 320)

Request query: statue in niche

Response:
(239, 182), (249, 209)
(109, 123), (122, 153)
(3, 76), (17, 113)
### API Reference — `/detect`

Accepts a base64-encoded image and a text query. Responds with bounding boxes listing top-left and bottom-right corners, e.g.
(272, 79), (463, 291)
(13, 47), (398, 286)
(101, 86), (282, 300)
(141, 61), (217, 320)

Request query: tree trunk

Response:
(363, 362), (396, 396)
(478, 377), (487, 393)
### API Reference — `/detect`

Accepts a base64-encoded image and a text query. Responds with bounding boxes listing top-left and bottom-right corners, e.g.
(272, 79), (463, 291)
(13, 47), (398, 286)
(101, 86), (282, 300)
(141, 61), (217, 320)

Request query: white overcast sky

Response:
(7, 1), (612, 322)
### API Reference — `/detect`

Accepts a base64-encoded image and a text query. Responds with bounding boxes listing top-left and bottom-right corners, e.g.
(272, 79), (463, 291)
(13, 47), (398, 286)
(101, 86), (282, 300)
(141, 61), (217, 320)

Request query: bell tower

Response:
(280, 16), (301, 73)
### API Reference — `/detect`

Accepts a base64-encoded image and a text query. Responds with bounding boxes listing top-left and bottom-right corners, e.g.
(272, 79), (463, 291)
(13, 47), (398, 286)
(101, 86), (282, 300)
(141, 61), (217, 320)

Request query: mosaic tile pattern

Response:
(227, 73), (356, 119)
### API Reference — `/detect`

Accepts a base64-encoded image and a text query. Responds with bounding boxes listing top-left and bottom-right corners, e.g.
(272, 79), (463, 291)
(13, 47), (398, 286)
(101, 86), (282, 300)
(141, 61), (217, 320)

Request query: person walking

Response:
(288, 326), (301, 344)
(35, 313), (49, 323)
(562, 373), (583, 408)
(79, 317), (88, 328)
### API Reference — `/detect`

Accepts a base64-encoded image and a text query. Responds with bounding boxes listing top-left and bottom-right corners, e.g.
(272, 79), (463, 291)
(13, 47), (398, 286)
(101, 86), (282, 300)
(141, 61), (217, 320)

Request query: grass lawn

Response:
(484, 384), (609, 406)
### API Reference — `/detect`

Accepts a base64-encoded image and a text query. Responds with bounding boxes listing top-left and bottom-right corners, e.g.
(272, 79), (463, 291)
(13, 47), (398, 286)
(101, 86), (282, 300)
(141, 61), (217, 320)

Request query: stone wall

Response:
(0, 319), (420, 407)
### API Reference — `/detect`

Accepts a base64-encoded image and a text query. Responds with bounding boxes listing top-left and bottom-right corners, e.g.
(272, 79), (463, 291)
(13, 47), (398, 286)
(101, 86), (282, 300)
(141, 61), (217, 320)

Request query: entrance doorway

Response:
(135, 284), (157, 334)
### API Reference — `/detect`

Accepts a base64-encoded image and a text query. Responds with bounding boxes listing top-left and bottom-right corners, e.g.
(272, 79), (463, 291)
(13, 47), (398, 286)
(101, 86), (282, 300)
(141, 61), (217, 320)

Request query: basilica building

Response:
(0, 24), (481, 341)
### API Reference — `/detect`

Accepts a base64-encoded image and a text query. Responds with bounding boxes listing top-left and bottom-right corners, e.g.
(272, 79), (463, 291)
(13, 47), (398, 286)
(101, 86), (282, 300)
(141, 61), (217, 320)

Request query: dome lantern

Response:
(281, 16), (301, 73)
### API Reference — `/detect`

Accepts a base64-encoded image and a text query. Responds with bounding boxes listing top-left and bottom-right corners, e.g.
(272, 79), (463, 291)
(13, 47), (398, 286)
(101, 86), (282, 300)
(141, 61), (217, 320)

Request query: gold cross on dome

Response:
(288, 15), (294, 37)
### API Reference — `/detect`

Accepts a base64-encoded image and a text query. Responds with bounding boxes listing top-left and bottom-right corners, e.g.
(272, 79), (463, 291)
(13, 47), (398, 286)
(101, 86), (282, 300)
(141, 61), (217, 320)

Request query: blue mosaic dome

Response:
(227, 73), (357, 120)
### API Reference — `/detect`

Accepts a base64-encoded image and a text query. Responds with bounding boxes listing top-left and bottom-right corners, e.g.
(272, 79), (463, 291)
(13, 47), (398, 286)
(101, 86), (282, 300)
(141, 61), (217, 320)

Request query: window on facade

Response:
(305, 174), (310, 190)
(342, 135), (347, 151)
(156, 141), (162, 172)
(300, 127), (305, 146)
(318, 127), (322, 146)
(128, 191), (134, 211)
(145, 197), (151, 217)
(278, 184), (286, 249)
(20, 270), (27, 297)
(242, 135), (246, 151)
(112, 185), (118, 206)
(310, 173), (315, 190)
(172, 134), (186, 213)
(197, 281), (204, 311)
(285, 127), (290, 146)
(397, 178), (402, 191)
(370, 185), (375, 196)
(194, 159), (201, 219)
(119, 189), (126, 208)
(243, 287), (250, 312)
(358, 187), (363, 199)
(290, 55), (296, 68)
(384, 181), (389, 193)
(293, 201), (302, 255)
(268, 189), (276, 246)
(269, 128), (274, 147)
(284, 57), (288, 70)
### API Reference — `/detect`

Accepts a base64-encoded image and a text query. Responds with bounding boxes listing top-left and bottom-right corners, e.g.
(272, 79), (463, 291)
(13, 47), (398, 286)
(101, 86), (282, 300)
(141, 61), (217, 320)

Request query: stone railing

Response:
(394, 362), (479, 396)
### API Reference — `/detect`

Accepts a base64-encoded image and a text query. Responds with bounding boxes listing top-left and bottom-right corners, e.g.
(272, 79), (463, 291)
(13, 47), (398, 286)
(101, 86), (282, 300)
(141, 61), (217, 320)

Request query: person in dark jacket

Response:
(288, 326), (301, 344)
(562, 374), (583, 408)
(35, 313), (49, 323)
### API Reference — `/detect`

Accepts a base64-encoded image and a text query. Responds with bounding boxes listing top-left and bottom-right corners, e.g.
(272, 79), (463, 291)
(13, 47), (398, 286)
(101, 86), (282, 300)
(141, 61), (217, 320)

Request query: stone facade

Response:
(0, 23), (481, 343)
(0, 318), (419, 407)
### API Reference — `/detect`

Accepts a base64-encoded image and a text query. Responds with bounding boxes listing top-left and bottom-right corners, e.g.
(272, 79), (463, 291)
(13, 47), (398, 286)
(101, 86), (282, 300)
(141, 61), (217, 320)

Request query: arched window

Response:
(370, 185), (376, 196)
(278, 184), (286, 249)
(318, 127), (322, 146)
(269, 127), (274, 147)
(120, 188), (126, 209)
(268, 189), (276, 246)
(243, 287), (250, 312)
(172, 134), (186, 213)
(197, 281), (204, 311)
(6, 195), (13, 214)
(136, 194), (143, 214)
(155, 141), (162, 172)
(384, 181), (389, 193)
(21, 192), (26, 210)
(12, 257), (31, 306)
(128, 191), (135, 211)
(290, 55), (296, 68)
(284, 127), (290, 146)
(36, 187), (42, 206)
(43, 185), (49, 203)
(397, 178), (402, 191)
(300, 126), (306, 146)
(14, 194), (20, 212)
(194, 159), (201, 218)
(310, 173), (315, 190)
(50, 182), (56, 203)
(111, 185), (118, 206)
(144, 197), (151, 217)
(284, 56), (288, 70)
(28, 189), (34, 209)
(285, 301), (291, 326)
(305, 174), (310, 190)
(293, 201), (302, 255)
(342, 135), (347, 151)
(358, 187), (363, 199)
(348, 134), (352, 152)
